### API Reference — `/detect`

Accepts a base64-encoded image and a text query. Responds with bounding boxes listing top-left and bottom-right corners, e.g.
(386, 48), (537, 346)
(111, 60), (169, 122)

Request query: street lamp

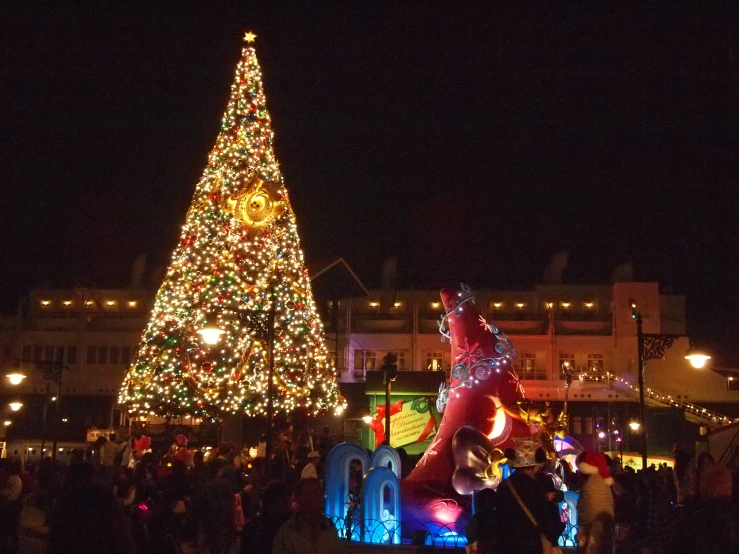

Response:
(3, 421), (11, 427)
(362, 415), (374, 424)
(197, 305), (276, 470)
(196, 322), (226, 345)
(9, 402), (23, 411)
(629, 420), (641, 432)
(685, 350), (711, 369)
(6, 373), (26, 386)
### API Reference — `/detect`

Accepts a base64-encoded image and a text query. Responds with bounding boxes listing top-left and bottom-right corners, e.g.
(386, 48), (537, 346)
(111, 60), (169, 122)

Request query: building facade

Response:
(1, 280), (737, 460)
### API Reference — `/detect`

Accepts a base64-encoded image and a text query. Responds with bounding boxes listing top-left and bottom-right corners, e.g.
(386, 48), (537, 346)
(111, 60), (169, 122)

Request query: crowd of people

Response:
(1, 426), (738, 554)
(465, 444), (739, 554)
(0, 423), (341, 554)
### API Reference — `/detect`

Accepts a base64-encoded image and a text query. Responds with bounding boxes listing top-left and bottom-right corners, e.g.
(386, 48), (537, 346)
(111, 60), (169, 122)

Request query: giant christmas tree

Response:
(120, 33), (343, 420)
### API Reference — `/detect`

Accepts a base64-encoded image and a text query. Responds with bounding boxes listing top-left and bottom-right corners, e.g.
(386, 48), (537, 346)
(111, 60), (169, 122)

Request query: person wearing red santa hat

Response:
(576, 451), (615, 554)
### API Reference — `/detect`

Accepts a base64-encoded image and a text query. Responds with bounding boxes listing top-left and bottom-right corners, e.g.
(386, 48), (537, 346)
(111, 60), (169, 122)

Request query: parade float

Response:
(325, 284), (581, 547)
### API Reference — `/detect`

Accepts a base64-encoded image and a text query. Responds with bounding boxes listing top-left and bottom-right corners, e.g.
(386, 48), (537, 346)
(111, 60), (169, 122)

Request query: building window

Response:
(67, 346), (77, 364)
(520, 352), (546, 380)
(87, 346), (96, 364)
(426, 351), (443, 370)
(121, 346), (132, 365)
(55, 346), (64, 362)
(387, 351), (406, 370)
(587, 353), (604, 373)
(22, 345), (31, 362)
(354, 350), (376, 371)
(33, 346), (43, 362)
(0, 345), (11, 362)
(559, 353), (575, 379)
(572, 416), (582, 435)
(110, 346), (120, 365)
(44, 346), (54, 361)
(583, 416), (594, 435)
(98, 346), (108, 365)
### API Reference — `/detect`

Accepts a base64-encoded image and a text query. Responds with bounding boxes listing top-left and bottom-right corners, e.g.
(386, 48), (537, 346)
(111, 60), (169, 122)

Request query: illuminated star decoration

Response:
(243, 31), (257, 43)
(456, 338), (480, 367)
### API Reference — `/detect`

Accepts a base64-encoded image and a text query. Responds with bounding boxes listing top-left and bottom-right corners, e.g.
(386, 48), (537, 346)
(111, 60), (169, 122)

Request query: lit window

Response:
(354, 350), (376, 371)
(426, 351), (443, 370)
(519, 352), (546, 380)
(587, 353), (604, 373)
(386, 351), (406, 370)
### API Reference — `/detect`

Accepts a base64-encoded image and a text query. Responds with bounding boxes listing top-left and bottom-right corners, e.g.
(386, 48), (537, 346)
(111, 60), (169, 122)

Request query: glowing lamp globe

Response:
(9, 402), (23, 412)
(248, 447), (258, 458)
(3, 421), (11, 427)
(197, 324), (225, 345)
(685, 351), (711, 369)
(6, 373), (26, 386)
(362, 415), (374, 424)
(629, 421), (641, 431)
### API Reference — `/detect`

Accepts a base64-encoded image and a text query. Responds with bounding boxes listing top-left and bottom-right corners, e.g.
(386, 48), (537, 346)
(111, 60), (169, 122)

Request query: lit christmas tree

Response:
(120, 32), (344, 420)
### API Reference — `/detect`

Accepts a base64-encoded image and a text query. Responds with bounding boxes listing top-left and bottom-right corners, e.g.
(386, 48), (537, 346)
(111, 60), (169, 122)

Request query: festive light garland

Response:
(119, 35), (344, 419)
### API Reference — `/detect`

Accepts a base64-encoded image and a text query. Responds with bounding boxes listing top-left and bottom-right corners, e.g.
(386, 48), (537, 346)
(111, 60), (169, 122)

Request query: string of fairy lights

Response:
(119, 33), (345, 420)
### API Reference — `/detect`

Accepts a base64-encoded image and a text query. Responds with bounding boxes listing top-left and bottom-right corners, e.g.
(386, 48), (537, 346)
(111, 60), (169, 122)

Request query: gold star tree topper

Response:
(243, 31), (257, 43)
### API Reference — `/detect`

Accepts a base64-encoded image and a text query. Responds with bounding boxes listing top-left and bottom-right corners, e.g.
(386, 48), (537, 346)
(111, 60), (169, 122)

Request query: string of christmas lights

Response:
(119, 34), (345, 420)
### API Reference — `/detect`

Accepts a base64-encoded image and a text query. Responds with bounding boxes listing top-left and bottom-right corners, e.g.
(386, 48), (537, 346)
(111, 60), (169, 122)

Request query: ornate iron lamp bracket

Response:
(642, 334), (684, 362)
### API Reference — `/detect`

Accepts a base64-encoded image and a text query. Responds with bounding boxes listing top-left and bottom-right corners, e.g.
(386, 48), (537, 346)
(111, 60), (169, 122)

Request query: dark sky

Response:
(1, 5), (737, 349)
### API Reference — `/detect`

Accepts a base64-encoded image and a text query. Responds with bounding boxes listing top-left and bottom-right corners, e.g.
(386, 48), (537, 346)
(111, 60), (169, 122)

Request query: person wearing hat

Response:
(492, 437), (563, 554)
(300, 451), (321, 480)
(575, 451), (615, 554)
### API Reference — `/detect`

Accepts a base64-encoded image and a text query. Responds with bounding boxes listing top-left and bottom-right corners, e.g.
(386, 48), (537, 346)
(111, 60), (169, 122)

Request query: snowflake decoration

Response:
(456, 337), (480, 367)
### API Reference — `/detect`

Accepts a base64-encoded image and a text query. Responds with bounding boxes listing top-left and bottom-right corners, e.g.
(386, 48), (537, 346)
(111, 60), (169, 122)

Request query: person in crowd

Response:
(576, 450), (615, 554)
(216, 441), (239, 493)
(0, 458), (23, 554)
(201, 458), (235, 554)
(636, 467), (677, 554)
(48, 481), (136, 554)
(100, 432), (124, 484)
(241, 481), (291, 553)
(694, 451), (715, 500)
(186, 450), (208, 542)
(673, 445), (695, 505)
(318, 426), (334, 459)
(272, 477), (343, 554)
(681, 466), (738, 554)
(300, 451), (321, 480)
(465, 487), (497, 553)
(612, 471), (638, 554)
(493, 439), (562, 554)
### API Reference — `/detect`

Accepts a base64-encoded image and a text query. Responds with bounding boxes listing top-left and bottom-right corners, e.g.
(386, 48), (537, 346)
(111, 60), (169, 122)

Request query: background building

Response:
(2, 267), (737, 462)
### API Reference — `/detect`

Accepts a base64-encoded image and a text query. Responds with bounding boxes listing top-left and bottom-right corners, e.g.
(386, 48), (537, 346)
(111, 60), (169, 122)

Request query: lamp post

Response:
(197, 304), (276, 471)
(632, 303), (687, 470)
(9, 360), (68, 464)
(380, 353), (399, 446)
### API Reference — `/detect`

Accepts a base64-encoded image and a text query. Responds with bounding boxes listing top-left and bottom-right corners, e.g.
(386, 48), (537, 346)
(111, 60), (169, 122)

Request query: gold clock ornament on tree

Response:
(227, 176), (285, 232)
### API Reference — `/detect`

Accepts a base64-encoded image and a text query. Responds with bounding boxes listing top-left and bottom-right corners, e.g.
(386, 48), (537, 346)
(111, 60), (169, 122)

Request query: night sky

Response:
(1, 6), (737, 351)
